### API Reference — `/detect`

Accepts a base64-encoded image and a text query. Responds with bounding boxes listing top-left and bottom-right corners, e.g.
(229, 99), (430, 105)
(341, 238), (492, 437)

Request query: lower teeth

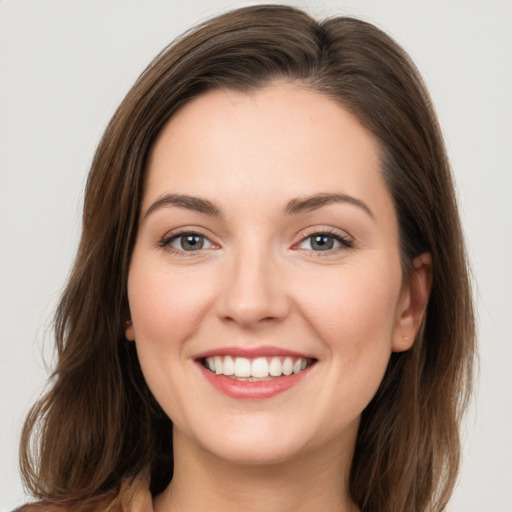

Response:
(226, 375), (276, 382)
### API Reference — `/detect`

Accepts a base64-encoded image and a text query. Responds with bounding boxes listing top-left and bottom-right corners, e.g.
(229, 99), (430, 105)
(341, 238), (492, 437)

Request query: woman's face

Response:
(126, 82), (426, 465)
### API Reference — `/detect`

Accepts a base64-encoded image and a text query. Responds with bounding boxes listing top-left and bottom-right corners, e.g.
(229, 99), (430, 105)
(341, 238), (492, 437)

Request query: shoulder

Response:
(12, 475), (153, 512)
(13, 504), (68, 512)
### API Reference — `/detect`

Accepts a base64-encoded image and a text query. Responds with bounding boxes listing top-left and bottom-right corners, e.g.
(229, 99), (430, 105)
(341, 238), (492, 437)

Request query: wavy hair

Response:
(20, 5), (475, 511)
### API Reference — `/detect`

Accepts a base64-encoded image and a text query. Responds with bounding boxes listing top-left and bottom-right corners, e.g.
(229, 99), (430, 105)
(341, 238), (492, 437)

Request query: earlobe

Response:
(125, 319), (135, 341)
(392, 252), (433, 352)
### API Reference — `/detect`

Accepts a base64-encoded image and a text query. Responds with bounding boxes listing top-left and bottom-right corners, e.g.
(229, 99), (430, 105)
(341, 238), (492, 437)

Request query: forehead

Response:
(144, 82), (390, 218)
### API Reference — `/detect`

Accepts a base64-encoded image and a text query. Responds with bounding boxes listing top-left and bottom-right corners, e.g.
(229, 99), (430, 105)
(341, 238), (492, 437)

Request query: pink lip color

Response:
(194, 345), (314, 360)
(198, 363), (313, 400)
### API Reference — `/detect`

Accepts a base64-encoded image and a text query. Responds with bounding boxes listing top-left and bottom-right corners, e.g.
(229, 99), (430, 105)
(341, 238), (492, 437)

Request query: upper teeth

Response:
(205, 356), (308, 378)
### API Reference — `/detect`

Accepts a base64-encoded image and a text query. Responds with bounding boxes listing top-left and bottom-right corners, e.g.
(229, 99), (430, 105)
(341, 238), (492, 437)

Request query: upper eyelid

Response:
(161, 227), (213, 239)
(296, 226), (353, 242)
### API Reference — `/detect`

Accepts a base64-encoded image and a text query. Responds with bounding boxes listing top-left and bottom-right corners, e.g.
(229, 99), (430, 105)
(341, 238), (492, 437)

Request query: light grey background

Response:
(1, 1), (511, 510)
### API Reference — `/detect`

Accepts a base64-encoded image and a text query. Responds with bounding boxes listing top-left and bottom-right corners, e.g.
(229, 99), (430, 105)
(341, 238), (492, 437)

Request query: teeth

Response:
(222, 355), (234, 376)
(234, 357), (251, 377)
(251, 357), (269, 378)
(204, 355), (311, 379)
(282, 357), (293, 376)
(269, 357), (282, 377)
(214, 356), (223, 375)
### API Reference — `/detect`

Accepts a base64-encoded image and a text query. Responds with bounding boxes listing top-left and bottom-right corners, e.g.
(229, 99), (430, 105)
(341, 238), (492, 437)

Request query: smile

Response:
(203, 355), (313, 380)
(196, 348), (317, 399)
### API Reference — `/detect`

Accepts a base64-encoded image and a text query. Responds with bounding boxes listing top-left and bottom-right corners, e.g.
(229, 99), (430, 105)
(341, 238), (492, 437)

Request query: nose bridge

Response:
(218, 235), (288, 326)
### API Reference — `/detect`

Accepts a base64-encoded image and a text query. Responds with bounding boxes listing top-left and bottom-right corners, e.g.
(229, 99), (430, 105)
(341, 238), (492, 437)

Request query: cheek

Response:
(299, 264), (400, 340)
(127, 261), (214, 349)
(126, 260), (217, 422)
(294, 260), (402, 400)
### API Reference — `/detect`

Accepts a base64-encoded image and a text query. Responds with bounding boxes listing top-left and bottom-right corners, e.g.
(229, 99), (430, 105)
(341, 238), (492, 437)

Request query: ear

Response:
(125, 319), (136, 341)
(392, 252), (433, 352)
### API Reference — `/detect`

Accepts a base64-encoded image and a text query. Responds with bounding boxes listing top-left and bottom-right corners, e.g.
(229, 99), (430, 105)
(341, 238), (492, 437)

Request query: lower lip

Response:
(198, 363), (313, 400)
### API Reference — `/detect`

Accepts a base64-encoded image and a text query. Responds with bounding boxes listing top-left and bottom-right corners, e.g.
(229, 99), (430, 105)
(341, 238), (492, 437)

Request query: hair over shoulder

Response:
(20, 5), (475, 512)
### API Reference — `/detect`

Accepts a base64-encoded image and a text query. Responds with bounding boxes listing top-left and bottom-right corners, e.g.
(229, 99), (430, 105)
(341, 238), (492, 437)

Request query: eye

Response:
(297, 232), (352, 251)
(163, 232), (213, 252)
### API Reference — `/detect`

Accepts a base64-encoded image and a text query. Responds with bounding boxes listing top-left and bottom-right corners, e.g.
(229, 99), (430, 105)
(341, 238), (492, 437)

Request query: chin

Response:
(177, 411), (358, 468)
(201, 435), (307, 466)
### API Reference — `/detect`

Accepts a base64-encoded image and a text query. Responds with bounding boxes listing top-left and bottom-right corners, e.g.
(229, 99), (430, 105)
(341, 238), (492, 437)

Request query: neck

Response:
(153, 428), (359, 512)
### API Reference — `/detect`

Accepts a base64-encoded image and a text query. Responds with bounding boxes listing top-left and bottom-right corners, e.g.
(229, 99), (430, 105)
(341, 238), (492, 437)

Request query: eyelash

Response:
(295, 229), (354, 255)
(159, 231), (213, 256)
(158, 229), (354, 255)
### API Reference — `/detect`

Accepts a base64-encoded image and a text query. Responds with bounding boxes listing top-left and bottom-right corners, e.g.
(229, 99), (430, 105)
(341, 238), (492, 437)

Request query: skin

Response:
(126, 82), (431, 512)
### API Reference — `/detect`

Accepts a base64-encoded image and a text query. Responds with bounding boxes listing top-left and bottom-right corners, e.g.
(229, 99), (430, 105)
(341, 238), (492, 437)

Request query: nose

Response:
(216, 245), (290, 328)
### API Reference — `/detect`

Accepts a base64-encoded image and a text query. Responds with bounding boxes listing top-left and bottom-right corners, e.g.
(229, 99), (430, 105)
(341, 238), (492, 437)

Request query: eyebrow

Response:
(284, 193), (374, 218)
(144, 193), (222, 218)
(144, 191), (374, 219)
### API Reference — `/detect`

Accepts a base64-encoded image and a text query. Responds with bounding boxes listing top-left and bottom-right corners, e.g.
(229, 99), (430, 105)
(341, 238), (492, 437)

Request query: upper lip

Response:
(194, 345), (316, 360)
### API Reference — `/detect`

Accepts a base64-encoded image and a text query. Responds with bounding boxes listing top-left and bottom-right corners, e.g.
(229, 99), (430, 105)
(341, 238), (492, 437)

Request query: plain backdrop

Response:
(1, 1), (511, 510)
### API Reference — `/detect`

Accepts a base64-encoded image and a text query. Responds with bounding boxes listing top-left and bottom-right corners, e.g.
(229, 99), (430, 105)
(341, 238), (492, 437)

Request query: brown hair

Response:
(20, 5), (475, 511)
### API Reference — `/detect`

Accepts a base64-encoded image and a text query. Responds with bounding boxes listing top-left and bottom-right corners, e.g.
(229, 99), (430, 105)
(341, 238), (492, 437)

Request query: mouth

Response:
(200, 355), (316, 381)
(194, 348), (318, 399)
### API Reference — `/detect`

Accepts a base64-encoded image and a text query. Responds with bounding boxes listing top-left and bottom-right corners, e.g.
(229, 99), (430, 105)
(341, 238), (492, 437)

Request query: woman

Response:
(18, 5), (475, 512)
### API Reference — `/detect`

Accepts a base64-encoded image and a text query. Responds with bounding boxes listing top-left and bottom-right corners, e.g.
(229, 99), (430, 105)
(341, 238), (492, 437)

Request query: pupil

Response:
(183, 235), (203, 250)
(313, 235), (333, 250)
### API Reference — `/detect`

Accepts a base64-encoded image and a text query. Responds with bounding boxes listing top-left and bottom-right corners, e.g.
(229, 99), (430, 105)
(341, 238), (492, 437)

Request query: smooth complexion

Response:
(126, 82), (431, 512)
